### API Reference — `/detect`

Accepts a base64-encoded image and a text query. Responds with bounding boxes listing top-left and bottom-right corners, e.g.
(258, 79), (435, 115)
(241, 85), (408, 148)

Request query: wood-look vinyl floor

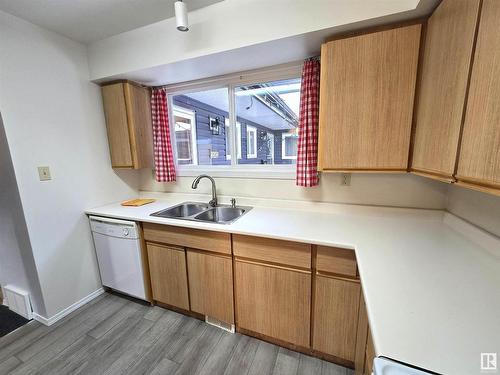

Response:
(0, 293), (354, 375)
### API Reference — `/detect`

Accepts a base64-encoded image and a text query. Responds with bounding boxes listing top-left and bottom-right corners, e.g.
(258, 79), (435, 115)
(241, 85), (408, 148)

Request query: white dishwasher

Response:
(89, 216), (147, 301)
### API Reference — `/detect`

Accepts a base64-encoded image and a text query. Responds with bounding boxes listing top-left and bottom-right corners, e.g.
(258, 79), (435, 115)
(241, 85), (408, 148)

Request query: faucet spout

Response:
(191, 174), (218, 207)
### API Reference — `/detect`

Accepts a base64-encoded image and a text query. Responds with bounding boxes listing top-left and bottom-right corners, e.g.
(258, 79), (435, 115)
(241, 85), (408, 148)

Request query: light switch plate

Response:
(37, 166), (51, 181)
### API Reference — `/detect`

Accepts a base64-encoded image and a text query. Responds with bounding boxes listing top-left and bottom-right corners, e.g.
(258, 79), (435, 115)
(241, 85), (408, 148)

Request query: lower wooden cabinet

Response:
(234, 260), (311, 347)
(313, 275), (361, 363)
(147, 243), (189, 310)
(186, 249), (234, 324)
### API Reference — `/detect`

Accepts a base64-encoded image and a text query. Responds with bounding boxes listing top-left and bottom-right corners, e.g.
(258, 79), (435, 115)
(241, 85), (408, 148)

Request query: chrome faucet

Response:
(191, 175), (218, 207)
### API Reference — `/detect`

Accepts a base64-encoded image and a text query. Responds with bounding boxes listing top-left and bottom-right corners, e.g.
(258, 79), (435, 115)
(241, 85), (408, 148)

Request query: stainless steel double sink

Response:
(150, 202), (252, 224)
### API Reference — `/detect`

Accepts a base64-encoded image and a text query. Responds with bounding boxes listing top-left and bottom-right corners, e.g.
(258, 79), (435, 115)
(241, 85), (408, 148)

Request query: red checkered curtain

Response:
(296, 58), (320, 187)
(151, 88), (176, 182)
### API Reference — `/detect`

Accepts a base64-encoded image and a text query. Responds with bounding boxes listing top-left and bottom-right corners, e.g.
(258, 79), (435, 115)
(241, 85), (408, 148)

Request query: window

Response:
(167, 65), (301, 177)
(234, 78), (301, 165)
(170, 88), (229, 166)
(282, 131), (298, 160)
(173, 106), (197, 165)
(246, 125), (257, 158)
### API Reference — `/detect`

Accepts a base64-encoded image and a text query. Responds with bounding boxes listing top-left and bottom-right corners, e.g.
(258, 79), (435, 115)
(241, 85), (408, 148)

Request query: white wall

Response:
(446, 185), (500, 237)
(87, 0), (420, 82)
(141, 171), (448, 209)
(0, 11), (139, 318)
(0, 114), (46, 315)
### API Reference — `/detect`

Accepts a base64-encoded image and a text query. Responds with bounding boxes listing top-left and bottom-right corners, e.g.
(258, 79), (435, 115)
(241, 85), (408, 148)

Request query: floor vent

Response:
(3, 285), (32, 320)
(205, 316), (235, 333)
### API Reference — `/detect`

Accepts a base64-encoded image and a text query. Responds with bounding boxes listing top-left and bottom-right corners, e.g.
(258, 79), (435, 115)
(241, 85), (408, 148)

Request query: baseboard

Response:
(33, 288), (105, 326)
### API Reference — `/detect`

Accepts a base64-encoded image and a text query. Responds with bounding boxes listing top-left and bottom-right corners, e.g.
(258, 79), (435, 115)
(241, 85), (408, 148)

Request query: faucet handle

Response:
(230, 198), (236, 208)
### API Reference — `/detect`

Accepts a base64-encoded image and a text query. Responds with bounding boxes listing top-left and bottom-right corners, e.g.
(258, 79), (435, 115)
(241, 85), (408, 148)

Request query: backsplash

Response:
(140, 170), (448, 209)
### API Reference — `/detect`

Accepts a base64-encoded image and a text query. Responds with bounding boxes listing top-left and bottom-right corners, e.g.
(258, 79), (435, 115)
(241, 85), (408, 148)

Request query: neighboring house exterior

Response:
(173, 95), (296, 166)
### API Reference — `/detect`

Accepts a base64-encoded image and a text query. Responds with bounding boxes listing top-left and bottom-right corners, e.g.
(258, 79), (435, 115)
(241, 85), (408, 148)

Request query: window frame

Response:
(281, 132), (298, 160)
(246, 125), (258, 159)
(166, 62), (302, 179)
(172, 105), (198, 165)
(225, 119), (241, 160)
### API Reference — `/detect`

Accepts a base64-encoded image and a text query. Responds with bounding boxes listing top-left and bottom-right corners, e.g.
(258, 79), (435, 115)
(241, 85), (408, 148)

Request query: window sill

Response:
(175, 166), (296, 180)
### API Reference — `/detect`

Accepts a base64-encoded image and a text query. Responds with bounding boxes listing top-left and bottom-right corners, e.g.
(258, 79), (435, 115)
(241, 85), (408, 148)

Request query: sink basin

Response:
(194, 207), (246, 224)
(150, 202), (251, 224)
(151, 202), (209, 218)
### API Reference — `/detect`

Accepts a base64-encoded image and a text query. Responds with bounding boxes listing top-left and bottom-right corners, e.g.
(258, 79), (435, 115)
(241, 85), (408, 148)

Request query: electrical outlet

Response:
(340, 173), (351, 186)
(37, 166), (51, 181)
(210, 150), (219, 159)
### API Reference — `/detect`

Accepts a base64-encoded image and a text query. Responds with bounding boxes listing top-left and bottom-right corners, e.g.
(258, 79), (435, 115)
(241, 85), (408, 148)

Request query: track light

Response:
(175, 0), (189, 32)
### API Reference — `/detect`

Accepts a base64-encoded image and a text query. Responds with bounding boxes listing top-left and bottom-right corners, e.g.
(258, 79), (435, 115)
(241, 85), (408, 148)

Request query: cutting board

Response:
(121, 199), (156, 207)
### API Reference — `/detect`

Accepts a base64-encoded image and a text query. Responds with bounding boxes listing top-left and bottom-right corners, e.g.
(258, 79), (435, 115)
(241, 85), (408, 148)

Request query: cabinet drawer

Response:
(316, 246), (357, 278)
(143, 223), (231, 254)
(233, 234), (311, 269)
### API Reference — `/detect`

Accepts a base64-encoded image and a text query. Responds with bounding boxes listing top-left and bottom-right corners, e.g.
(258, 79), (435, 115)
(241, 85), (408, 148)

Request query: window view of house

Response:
(170, 78), (301, 167)
(173, 106), (197, 165)
(235, 78), (300, 165)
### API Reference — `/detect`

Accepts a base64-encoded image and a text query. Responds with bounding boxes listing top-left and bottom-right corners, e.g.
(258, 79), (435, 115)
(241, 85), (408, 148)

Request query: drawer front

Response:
(235, 260), (311, 347)
(316, 246), (357, 278)
(233, 234), (311, 269)
(143, 223), (231, 254)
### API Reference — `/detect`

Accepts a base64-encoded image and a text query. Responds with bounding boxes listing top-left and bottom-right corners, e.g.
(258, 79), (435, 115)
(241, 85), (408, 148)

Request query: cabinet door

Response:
(101, 83), (134, 168)
(147, 243), (189, 310)
(186, 249), (234, 324)
(318, 25), (420, 171)
(457, 0), (500, 195)
(313, 275), (360, 362)
(411, 0), (481, 181)
(123, 83), (154, 169)
(234, 260), (311, 347)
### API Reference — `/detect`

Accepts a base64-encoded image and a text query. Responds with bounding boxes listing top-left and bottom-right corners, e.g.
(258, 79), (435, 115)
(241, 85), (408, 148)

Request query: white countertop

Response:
(86, 194), (500, 375)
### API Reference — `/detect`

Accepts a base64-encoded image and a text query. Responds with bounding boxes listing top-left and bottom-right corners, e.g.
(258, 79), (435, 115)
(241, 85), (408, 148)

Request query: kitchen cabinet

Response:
(146, 243), (189, 310)
(101, 81), (153, 169)
(456, 0), (500, 196)
(411, 0), (481, 182)
(313, 276), (360, 363)
(354, 292), (373, 375)
(234, 260), (311, 348)
(186, 249), (234, 324)
(313, 246), (361, 365)
(233, 235), (312, 347)
(364, 331), (375, 375)
(318, 24), (421, 172)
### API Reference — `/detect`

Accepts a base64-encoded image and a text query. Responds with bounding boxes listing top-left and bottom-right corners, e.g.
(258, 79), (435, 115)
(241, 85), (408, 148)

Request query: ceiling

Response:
(0, 0), (223, 44)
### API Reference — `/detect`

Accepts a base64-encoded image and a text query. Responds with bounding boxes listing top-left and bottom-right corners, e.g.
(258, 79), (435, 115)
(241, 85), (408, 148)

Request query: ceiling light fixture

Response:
(175, 0), (189, 32)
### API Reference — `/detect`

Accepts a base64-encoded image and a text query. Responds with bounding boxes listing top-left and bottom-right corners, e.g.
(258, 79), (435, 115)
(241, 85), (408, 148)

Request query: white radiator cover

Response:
(3, 285), (32, 320)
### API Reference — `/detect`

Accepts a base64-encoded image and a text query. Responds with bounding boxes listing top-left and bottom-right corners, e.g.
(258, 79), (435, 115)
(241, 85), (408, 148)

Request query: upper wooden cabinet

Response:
(318, 24), (421, 172)
(411, 0), (481, 182)
(456, 0), (500, 195)
(101, 82), (153, 169)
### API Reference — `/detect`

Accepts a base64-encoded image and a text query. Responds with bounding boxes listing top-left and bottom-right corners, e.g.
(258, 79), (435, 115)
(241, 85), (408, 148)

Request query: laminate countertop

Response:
(86, 193), (500, 375)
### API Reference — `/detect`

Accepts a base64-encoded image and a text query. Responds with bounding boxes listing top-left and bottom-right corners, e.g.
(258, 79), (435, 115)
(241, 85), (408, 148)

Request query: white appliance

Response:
(374, 357), (433, 375)
(89, 216), (147, 301)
